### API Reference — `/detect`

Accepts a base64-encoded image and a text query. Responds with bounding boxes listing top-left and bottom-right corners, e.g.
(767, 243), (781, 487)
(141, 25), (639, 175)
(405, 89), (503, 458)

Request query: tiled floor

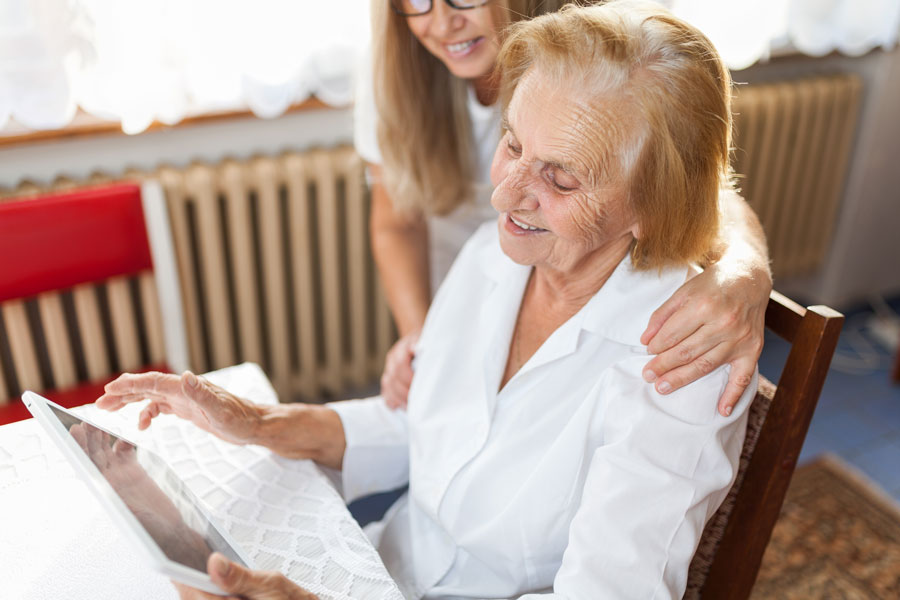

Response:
(759, 297), (900, 504)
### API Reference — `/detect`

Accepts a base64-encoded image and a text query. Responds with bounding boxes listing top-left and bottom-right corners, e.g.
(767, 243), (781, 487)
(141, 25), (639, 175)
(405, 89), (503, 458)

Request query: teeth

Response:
(447, 39), (476, 53)
(510, 215), (543, 231)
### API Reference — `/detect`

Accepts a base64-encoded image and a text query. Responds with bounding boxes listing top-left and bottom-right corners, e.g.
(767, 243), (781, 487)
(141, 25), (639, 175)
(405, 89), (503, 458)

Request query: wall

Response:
(0, 106), (354, 189)
(738, 47), (900, 309)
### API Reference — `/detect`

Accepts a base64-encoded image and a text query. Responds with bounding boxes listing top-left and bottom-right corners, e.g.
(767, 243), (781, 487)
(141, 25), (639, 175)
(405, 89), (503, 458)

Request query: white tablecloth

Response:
(0, 363), (403, 600)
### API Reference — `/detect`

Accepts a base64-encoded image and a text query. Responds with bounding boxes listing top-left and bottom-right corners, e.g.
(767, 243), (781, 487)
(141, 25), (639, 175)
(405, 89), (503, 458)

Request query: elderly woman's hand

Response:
(173, 553), (318, 600)
(640, 260), (770, 416)
(97, 371), (263, 445)
(380, 329), (420, 410)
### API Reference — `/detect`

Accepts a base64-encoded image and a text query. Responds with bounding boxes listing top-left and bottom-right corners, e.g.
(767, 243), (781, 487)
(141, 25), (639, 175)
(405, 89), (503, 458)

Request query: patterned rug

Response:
(751, 455), (900, 599)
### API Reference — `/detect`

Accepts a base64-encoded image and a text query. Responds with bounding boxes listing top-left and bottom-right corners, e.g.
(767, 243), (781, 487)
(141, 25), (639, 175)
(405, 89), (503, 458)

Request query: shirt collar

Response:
(477, 225), (690, 349)
(580, 253), (690, 347)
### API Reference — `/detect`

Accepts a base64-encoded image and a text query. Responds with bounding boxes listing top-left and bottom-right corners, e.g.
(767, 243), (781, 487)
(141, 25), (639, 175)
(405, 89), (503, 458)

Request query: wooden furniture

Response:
(892, 333), (900, 383)
(686, 291), (844, 598)
(0, 183), (183, 424)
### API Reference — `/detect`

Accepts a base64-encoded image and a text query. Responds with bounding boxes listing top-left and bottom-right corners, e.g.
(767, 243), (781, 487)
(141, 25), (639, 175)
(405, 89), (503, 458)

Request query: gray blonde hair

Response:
(497, 0), (732, 269)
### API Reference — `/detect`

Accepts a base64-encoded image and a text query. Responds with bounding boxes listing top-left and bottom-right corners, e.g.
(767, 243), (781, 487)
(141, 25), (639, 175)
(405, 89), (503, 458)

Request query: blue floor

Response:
(759, 296), (900, 504)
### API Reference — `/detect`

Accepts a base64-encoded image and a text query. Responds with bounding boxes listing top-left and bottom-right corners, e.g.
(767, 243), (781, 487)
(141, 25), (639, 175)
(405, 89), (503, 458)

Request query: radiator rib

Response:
(10, 80), (860, 403)
(0, 272), (162, 403)
(37, 293), (77, 389)
(732, 74), (862, 278)
(157, 147), (394, 402)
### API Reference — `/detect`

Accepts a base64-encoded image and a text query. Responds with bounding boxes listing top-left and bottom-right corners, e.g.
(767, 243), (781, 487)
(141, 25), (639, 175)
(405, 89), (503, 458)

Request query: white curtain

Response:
(1, 0), (897, 134)
(0, 0), (371, 133)
(668, 0), (900, 70)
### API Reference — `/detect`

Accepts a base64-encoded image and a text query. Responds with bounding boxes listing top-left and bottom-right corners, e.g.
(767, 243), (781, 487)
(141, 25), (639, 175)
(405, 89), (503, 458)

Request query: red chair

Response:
(0, 182), (186, 424)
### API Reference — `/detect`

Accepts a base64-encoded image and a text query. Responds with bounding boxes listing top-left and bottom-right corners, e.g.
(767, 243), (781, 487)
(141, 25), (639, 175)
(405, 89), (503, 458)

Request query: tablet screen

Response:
(47, 404), (247, 572)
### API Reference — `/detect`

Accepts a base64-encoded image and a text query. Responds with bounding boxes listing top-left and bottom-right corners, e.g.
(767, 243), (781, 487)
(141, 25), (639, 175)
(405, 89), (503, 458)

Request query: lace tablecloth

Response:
(0, 363), (403, 600)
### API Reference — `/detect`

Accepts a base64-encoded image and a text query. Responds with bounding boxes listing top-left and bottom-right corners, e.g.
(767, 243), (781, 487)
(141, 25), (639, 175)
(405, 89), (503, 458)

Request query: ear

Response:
(628, 219), (641, 240)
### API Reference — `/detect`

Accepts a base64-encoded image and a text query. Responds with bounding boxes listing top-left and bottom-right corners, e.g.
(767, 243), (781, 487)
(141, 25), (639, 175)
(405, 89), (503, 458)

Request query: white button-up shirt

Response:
(330, 222), (755, 599)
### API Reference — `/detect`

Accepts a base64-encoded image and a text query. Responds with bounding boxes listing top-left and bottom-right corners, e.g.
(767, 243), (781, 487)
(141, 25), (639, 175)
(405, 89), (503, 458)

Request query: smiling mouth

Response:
(509, 214), (546, 232)
(444, 37), (483, 56)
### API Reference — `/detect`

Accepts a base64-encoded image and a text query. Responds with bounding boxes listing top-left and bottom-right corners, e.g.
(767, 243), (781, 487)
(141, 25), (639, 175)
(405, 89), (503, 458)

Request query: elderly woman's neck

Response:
(500, 240), (631, 391)
(531, 241), (631, 312)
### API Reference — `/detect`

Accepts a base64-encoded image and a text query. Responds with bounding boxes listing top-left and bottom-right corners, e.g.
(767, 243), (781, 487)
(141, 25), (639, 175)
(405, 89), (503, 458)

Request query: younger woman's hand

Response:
(97, 371), (264, 446)
(640, 261), (770, 416)
(380, 329), (420, 410)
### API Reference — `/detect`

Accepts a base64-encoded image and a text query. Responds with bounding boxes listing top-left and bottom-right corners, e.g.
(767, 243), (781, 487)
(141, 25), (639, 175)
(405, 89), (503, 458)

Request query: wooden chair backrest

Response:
(685, 291), (843, 599)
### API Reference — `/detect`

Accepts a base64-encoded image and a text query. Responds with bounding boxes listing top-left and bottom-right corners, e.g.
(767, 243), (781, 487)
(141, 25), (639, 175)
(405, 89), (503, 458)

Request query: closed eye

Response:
(547, 168), (579, 192)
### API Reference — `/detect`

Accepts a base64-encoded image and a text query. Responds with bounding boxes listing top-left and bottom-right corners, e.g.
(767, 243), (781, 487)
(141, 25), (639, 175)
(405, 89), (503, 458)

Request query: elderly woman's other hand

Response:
(173, 553), (318, 600)
(97, 371), (263, 446)
(640, 258), (770, 417)
(380, 328), (420, 410)
(98, 371), (348, 469)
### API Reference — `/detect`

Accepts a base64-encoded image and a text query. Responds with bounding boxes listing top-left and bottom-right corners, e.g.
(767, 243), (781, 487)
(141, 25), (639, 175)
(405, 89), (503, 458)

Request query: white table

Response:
(0, 363), (403, 600)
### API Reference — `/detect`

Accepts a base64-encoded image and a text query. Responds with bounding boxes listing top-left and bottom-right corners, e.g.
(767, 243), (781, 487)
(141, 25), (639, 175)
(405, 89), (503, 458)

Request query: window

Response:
(1, 0), (897, 135)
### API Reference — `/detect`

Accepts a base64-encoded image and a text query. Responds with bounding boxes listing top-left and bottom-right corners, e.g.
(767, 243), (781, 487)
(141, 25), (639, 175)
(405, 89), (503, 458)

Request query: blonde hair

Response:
(497, 0), (731, 269)
(372, 0), (572, 216)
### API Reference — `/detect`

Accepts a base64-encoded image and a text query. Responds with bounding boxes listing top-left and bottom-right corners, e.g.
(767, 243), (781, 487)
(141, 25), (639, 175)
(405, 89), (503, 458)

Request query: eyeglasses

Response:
(390, 0), (491, 17)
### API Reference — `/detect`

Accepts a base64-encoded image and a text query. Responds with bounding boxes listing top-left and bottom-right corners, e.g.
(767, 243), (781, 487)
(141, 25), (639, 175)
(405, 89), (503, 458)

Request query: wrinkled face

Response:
(404, 1), (506, 80)
(490, 68), (640, 275)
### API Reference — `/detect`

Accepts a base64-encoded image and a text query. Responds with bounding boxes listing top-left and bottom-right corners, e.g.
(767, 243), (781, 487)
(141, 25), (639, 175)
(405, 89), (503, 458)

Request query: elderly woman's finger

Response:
(97, 390), (171, 411)
(104, 371), (183, 398)
(207, 552), (318, 599)
(138, 401), (163, 430)
(171, 581), (239, 600)
(179, 371), (229, 418)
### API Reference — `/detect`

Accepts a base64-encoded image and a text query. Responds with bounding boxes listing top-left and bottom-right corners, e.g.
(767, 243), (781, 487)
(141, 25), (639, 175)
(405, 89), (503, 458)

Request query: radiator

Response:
(155, 147), (395, 402)
(1, 75), (863, 401)
(0, 274), (167, 403)
(731, 73), (862, 279)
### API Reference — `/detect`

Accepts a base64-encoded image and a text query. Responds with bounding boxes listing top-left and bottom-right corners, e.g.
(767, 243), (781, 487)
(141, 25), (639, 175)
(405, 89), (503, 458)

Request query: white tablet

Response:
(22, 391), (255, 595)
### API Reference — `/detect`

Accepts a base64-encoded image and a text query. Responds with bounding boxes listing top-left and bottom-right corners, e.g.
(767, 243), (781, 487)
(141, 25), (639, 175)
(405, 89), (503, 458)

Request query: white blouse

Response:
(330, 222), (755, 599)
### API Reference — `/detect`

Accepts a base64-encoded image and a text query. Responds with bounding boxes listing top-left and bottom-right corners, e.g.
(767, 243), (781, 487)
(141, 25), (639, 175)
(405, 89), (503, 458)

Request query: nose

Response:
(429, 0), (466, 36)
(491, 161), (540, 213)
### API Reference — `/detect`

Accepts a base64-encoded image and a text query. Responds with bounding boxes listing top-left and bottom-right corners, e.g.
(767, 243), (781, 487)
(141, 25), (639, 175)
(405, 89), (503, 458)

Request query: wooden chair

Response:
(684, 291), (844, 598)
(0, 182), (188, 424)
(892, 335), (900, 383)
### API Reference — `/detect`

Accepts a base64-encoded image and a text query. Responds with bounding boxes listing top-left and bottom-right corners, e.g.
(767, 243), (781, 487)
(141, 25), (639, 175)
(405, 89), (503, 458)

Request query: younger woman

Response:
(358, 0), (771, 414)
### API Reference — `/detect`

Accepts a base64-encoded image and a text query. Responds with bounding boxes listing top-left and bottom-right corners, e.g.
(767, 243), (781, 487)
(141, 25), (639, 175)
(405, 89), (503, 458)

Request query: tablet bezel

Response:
(22, 390), (255, 596)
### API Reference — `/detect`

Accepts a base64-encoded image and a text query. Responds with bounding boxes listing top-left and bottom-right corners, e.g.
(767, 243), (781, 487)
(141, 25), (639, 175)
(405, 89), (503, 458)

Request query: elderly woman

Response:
(99, 2), (755, 598)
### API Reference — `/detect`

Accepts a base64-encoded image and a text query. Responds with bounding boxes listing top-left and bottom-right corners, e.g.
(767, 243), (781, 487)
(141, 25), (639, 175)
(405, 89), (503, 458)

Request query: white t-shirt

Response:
(353, 53), (502, 293)
(330, 222), (755, 599)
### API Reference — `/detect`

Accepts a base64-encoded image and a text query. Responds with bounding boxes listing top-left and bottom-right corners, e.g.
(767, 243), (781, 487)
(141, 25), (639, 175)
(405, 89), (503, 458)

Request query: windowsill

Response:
(0, 98), (335, 149)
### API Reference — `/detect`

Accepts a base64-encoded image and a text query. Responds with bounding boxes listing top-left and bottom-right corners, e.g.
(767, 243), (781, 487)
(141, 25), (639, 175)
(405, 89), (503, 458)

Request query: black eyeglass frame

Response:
(390, 0), (491, 17)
